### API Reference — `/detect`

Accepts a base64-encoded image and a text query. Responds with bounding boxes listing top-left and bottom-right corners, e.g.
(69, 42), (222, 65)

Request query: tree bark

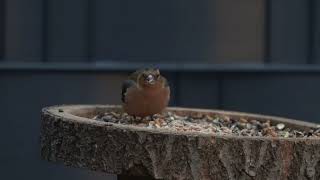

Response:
(40, 105), (320, 180)
(118, 175), (155, 180)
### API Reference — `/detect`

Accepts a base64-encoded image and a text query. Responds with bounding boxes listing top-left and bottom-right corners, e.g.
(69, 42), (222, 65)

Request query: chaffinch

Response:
(121, 68), (170, 118)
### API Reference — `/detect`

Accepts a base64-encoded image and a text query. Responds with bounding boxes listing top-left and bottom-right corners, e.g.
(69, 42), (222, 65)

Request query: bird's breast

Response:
(123, 87), (170, 117)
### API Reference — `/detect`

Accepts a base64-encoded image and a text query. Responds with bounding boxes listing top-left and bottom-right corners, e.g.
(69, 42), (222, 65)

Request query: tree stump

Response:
(40, 105), (320, 180)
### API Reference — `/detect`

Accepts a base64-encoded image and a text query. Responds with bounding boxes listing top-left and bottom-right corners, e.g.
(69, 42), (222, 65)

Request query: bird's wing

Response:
(162, 76), (169, 87)
(121, 79), (137, 103)
(128, 69), (144, 81)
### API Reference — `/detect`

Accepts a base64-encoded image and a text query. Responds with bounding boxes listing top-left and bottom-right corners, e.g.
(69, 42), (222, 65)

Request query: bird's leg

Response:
(151, 114), (157, 121)
(130, 115), (137, 124)
(134, 115), (143, 123)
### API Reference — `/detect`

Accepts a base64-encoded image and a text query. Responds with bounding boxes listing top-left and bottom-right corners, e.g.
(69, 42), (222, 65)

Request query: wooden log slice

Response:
(40, 105), (320, 180)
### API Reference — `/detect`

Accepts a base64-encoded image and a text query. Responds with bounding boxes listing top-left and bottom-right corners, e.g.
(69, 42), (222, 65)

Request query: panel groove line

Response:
(311, 0), (320, 63)
(3, 62), (320, 73)
(87, 0), (94, 61)
(307, 0), (315, 64)
(42, 0), (48, 62)
(264, 0), (271, 64)
(0, 0), (5, 61)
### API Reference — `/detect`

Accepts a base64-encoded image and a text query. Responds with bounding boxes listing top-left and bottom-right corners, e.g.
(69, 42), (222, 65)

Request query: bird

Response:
(121, 68), (170, 118)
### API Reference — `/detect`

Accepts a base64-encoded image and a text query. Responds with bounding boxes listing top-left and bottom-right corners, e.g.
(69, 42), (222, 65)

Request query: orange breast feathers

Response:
(123, 85), (170, 117)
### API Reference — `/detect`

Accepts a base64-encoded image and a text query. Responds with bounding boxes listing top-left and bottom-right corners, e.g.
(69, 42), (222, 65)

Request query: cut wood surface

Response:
(40, 105), (320, 180)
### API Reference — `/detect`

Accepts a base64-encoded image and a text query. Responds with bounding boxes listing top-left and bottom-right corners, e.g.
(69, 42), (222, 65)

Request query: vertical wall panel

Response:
(214, 0), (265, 63)
(46, 0), (89, 62)
(0, 0), (4, 61)
(93, 0), (215, 62)
(178, 73), (220, 108)
(4, 0), (43, 62)
(269, 0), (309, 64)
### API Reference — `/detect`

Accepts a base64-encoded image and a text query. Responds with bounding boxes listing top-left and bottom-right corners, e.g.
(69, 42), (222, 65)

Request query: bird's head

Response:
(137, 68), (163, 88)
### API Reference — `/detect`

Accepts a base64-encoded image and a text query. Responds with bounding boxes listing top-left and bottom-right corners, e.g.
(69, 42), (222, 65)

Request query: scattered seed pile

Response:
(93, 111), (320, 138)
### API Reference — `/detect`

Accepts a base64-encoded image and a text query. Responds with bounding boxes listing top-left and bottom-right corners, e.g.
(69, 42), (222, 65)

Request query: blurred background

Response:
(1, 0), (320, 179)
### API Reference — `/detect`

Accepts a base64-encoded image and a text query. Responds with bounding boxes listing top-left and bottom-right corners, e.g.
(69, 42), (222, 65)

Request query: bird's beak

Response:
(146, 74), (155, 84)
